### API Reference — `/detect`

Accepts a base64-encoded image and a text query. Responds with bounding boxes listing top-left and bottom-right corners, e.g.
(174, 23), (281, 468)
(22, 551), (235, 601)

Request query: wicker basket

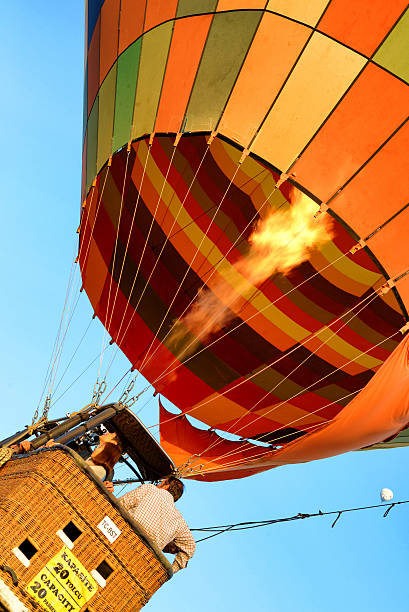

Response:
(0, 447), (172, 611)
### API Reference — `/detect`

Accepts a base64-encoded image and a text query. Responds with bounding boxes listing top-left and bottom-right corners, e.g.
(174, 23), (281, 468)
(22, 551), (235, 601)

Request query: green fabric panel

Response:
(131, 22), (174, 139)
(86, 96), (99, 193)
(83, 66), (88, 147)
(373, 8), (409, 83)
(112, 40), (141, 152)
(176, 0), (218, 18)
(184, 11), (262, 132)
(97, 64), (117, 173)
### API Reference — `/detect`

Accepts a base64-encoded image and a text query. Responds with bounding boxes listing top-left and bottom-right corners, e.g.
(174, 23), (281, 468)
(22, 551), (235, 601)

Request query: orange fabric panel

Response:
(394, 275), (409, 314)
(367, 206), (409, 280)
(291, 63), (409, 203)
(81, 237), (107, 309)
(218, 12), (311, 147)
(318, 0), (409, 57)
(250, 32), (366, 172)
(155, 15), (213, 133)
(159, 399), (274, 481)
(144, 0), (178, 32)
(118, 0), (145, 55)
(99, 0), (120, 85)
(263, 331), (409, 465)
(87, 15), (101, 116)
(330, 120), (409, 239)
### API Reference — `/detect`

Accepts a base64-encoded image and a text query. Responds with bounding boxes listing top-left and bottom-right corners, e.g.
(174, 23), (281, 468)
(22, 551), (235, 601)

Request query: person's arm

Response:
(171, 525), (196, 573)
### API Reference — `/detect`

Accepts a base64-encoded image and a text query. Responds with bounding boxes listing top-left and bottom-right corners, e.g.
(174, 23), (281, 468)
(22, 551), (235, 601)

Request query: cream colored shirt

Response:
(119, 484), (195, 572)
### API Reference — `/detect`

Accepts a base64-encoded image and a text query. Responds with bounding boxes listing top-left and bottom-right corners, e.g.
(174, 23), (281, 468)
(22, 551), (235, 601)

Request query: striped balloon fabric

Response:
(80, 1), (409, 480)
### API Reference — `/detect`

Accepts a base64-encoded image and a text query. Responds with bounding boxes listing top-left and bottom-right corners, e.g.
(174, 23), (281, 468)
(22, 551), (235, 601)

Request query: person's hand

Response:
(104, 481), (114, 493)
(163, 541), (180, 554)
(45, 439), (58, 447)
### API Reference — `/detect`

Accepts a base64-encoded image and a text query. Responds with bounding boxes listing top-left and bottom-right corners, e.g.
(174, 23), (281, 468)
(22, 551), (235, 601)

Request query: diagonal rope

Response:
(35, 251), (78, 420)
(185, 328), (400, 473)
(102, 142), (213, 386)
(78, 164), (111, 275)
(146, 247), (348, 388)
(187, 290), (381, 463)
(138, 170), (286, 375)
(47, 276), (82, 400)
(97, 149), (132, 379)
(152, 323), (400, 465)
(52, 317), (94, 395)
(135, 158), (243, 374)
(103, 142), (178, 379)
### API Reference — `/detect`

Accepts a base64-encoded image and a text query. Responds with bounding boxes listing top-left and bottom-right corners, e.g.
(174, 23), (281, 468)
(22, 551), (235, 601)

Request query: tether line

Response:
(192, 499), (408, 543)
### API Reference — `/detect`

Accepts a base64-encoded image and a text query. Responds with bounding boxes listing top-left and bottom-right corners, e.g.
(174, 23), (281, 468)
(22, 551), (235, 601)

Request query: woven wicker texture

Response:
(0, 449), (171, 611)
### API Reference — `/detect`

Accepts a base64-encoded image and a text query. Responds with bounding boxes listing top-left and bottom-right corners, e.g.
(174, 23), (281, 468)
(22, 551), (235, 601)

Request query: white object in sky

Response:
(380, 488), (394, 501)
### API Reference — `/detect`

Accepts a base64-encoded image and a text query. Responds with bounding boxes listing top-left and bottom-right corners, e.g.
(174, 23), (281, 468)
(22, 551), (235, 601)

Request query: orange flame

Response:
(167, 190), (333, 361)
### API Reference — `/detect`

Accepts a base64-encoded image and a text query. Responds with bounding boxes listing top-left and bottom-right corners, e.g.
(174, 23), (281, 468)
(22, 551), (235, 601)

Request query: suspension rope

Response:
(149, 249), (352, 387)
(184, 327), (400, 473)
(47, 273), (83, 402)
(139, 171), (287, 375)
(103, 142), (178, 379)
(33, 245), (81, 424)
(52, 318), (93, 396)
(151, 284), (387, 435)
(78, 164), (111, 275)
(192, 499), (409, 543)
(97, 149), (132, 380)
(136, 155), (244, 376)
(50, 342), (110, 408)
(102, 140), (212, 384)
(154, 325), (400, 478)
(178, 292), (381, 466)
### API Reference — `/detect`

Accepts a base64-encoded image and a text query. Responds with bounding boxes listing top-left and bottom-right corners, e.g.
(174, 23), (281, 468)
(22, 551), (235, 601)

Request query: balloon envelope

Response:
(80, 1), (409, 479)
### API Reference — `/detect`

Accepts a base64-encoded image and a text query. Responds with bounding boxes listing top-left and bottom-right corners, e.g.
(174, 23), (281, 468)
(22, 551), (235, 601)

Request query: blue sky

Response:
(2, 3), (408, 611)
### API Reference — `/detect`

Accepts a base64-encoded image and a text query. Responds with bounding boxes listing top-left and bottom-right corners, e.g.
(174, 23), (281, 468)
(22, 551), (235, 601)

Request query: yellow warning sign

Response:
(26, 546), (98, 612)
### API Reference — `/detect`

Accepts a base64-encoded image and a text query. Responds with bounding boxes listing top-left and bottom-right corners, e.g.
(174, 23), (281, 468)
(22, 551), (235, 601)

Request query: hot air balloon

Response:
(1, 2), (409, 610)
(79, 0), (409, 482)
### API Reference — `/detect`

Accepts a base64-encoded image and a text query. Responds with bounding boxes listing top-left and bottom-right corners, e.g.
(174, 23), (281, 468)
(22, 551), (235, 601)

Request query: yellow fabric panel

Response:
(266, 0), (329, 26)
(313, 326), (383, 370)
(217, 0), (266, 9)
(249, 365), (304, 397)
(131, 22), (173, 140)
(97, 64), (117, 173)
(251, 32), (366, 171)
(309, 240), (383, 297)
